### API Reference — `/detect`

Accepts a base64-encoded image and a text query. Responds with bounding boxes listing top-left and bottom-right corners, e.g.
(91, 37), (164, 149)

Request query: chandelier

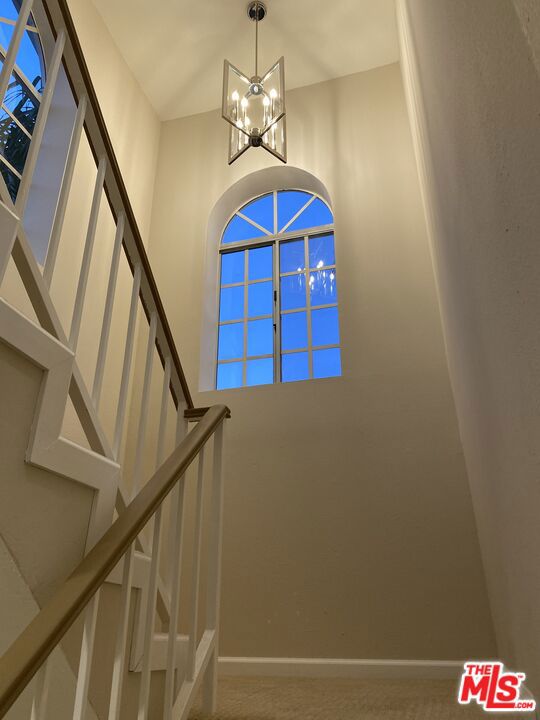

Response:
(222, 1), (286, 165)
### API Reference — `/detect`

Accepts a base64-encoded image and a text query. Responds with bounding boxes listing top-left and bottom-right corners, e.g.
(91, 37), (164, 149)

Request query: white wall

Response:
(513, 0), (540, 75)
(144, 63), (496, 661)
(68, 0), (161, 242)
(401, 0), (540, 697)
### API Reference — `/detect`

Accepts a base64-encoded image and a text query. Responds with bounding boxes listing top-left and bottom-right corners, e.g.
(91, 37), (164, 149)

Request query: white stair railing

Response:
(0, 0), (231, 717)
(0, 406), (229, 720)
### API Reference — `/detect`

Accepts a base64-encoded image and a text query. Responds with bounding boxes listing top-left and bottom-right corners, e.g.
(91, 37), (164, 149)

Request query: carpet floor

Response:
(188, 676), (498, 720)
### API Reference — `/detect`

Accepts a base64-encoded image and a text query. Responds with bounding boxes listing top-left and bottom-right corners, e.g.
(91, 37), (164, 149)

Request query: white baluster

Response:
(155, 357), (171, 468)
(73, 591), (100, 720)
(16, 30), (66, 216)
(44, 95), (87, 287)
(69, 156), (107, 352)
(187, 448), (205, 681)
(202, 422), (225, 714)
(30, 660), (50, 720)
(113, 264), (141, 459)
(137, 506), (163, 720)
(163, 405), (189, 719)
(132, 312), (158, 498)
(0, 0), (34, 108)
(107, 544), (135, 720)
(92, 211), (125, 411)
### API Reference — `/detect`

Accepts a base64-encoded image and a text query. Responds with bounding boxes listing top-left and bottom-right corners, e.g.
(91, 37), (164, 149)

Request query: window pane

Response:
(217, 362), (243, 390)
(0, 22), (15, 53)
(310, 269), (337, 307)
(247, 358), (273, 386)
(282, 352), (309, 383)
(221, 251), (244, 284)
(281, 311), (307, 351)
(247, 318), (273, 357)
(248, 280), (272, 317)
(248, 245), (272, 281)
(311, 307), (340, 346)
(280, 274), (306, 311)
(0, 107), (30, 174)
(0, 3), (19, 22)
(309, 234), (335, 269)
(240, 193), (274, 233)
(277, 190), (312, 232)
(0, 22), (43, 91)
(16, 30), (43, 87)
(219, 286), (244, 322)
(218, 323), (243, 360)
(0, 160), (20, 202)
(280, 239), (305, 274)
(286, 198), (333, 233)
(222, 214), (266, 244)
(313, 348), (341, 379)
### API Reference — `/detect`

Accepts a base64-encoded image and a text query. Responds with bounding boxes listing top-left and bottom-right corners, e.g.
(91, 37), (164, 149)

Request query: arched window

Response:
(0, 0), (46, 200)
(217, 190), (341, 389)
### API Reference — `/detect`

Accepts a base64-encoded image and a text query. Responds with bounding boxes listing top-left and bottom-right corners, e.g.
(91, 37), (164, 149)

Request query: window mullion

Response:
(274, 239), (281, 383)
(243, 250), (248, 386)
(304, 236), (313, 379)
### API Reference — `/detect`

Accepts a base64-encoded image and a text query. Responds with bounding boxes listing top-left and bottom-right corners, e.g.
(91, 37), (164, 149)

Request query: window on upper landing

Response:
(0, 0), (46, 201)
(216, 189), (342, 390)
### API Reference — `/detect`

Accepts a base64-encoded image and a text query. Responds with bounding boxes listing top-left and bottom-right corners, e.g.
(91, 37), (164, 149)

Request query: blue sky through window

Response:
(240, 193), (273, 233)
(277, 190), (312, 232)
(313, 348), (341, 379)
(286, 198), (333, 234)
(247, 358), (273, 386)
(222, 214), (266, 244)
(248, 245), (272, 280)
(221, 251), (244, 284)
(282, 352), (309, 383)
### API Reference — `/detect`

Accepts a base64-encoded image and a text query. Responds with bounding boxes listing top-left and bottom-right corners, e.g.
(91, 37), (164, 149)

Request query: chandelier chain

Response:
(255, 1), (259, 77)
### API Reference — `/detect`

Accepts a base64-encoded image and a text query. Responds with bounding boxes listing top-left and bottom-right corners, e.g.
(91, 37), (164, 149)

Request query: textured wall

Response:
(144, 63), (496, 661)
(403, 0), (540, 697)
(513, 0), (540, 75)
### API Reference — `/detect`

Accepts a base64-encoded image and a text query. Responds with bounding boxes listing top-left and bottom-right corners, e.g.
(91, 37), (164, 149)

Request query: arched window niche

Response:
(201, 167), (342, 391)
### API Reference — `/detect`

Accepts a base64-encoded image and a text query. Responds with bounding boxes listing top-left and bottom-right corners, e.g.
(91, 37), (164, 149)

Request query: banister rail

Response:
(0, 404), (229, 718)
(41, 0), (193, 410)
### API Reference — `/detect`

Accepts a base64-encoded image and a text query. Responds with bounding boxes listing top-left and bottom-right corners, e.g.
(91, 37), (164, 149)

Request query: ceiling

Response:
(92, 0), (400, 121)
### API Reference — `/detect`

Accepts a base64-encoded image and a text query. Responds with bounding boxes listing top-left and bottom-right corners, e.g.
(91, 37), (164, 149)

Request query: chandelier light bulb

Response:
(241, 97), (249, 108)
(270, 88), (277, 99)
(263, 96), (270, 107)
(232, 90), (239, 101)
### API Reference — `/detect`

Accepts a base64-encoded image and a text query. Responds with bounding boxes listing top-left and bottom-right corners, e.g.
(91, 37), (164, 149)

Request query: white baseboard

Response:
(218, 657), (464, 680)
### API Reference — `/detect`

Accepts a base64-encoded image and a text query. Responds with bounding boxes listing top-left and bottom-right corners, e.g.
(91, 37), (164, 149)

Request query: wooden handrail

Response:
(0, 404), (229, 717)
(41, 0), (193, 409)
(185, 407), (232, 422)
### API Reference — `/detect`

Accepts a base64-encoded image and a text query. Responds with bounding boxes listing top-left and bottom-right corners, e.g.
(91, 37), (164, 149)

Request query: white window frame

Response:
(217, 189), (339, 388)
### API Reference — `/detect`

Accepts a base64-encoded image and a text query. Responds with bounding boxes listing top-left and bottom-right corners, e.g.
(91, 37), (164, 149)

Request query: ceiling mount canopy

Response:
(247, 1), (267, 22)
(222, 1), (287, 165)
